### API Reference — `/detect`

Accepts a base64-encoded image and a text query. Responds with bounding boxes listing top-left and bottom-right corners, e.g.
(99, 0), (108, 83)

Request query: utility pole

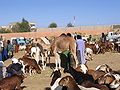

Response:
(73, 16), (76, 27)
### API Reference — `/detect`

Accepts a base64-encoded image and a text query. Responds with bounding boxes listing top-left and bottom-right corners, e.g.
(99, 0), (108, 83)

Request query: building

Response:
(9, 22), (36, 28)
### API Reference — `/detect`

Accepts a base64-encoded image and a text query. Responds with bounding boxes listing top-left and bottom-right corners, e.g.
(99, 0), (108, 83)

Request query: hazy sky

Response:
(0, 0), (120, 28)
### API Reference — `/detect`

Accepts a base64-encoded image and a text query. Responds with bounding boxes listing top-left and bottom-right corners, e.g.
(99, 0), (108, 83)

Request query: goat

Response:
(116, 85), (120, 90)
(25, 44), (32, 56)
(96, 64), (120, 76)
(81, 81), (109, 90)
(75, 64), (105, 81)
(59, 76), (100, 90)
(50, 69), (68, 90)
(50, 69), (61, 86)
(75, 64), (88, 74)
(30, 45), (47, 70)
(18, 56), (41, 75)
(64, 66), (95, 85)
(87, 70), (106, 81)
(96, 64), (112, 73)
(0, 75), (24, 90)
(59, 76), (81, 90)
(96, 73), (116, 90)
(110, 79), (120, 89)
(19, 44), (26, 51)
(97, 73), (115, 85)
(85, 48), (93, 61)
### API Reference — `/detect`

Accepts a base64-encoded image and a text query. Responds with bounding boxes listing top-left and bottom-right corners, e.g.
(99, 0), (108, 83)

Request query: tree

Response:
(19, 19), (31, 32)
(11, 18), (31, 32)
(0, 28), (11, 33)
(48, 23), (57, 28)
(67, 23), (74, 27)
(12, 22), (21, 33)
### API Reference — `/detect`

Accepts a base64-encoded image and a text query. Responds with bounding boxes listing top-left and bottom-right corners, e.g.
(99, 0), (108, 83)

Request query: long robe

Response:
(76, 39), (86, 64)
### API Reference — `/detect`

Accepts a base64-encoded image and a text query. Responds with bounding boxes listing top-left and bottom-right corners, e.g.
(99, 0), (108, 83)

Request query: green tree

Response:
(12, 18), (31, 32)
(0, 28), (11, 33)
(12, 22), (21, 33)
(67, 23), (74, 27)
(48, 23), (57, 28)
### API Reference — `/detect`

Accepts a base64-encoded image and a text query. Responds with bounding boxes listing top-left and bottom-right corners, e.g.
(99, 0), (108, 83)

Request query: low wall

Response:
(0, 29), (110, 40)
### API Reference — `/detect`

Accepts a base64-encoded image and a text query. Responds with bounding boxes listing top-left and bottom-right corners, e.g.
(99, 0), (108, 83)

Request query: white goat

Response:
(19, 45), (26, 51)
(30, 47), (37, 58)
(85, 48), (93, 61)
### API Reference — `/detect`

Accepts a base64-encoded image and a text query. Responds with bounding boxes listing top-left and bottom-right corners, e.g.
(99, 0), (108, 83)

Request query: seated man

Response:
(6, 58), (23, 77)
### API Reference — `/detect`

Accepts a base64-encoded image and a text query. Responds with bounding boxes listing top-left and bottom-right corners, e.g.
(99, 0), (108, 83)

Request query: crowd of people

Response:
(0, 36), (34, 79)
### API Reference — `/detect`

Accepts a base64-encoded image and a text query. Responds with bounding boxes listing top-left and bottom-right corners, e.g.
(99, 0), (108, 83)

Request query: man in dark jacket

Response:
(7, 58), (23, 77)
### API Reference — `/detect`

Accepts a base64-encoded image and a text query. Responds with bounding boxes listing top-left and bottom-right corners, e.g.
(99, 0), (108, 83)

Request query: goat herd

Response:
(0, 34), (120, 90)
(50, 64), (120, 90)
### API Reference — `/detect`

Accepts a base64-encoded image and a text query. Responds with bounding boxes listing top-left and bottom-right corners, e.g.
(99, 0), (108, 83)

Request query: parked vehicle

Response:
(11, 37), (26, 45)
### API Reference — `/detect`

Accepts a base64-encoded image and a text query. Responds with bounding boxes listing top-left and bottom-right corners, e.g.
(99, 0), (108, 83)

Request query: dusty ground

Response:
(4, 51), (120, 90)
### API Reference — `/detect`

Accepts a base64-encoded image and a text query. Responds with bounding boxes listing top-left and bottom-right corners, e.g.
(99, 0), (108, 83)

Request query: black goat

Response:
(64, 66), (95, 85)
(50, 69), (61, 86)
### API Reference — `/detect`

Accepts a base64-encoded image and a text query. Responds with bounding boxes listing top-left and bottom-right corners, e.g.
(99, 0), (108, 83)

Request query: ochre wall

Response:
(0, 29), (110, 40)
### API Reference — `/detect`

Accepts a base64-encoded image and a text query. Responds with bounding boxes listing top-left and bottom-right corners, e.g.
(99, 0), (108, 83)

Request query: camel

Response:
(34, 38), (51, 70)
(50, 34), (79, 69)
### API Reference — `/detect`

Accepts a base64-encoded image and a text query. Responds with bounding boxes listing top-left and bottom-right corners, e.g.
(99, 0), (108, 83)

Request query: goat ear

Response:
(50, 71), (54, 77)
(23, 74), (27, 78)
(50, 66), (55, 70)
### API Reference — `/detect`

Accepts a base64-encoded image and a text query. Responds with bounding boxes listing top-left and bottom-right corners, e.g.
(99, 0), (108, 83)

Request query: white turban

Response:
(12, 58), (18, 63)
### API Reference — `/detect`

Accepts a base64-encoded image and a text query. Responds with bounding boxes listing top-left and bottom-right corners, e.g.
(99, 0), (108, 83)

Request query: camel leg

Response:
(22, 65), (25, 74)
(35, 48), (40, 64)
(73, 53), (79, 67)
(54, 53), (61, 69)
(90, 54), (93, 60)
(57, 53), (61, 69)
(48, 51), (51, 64)
(29, 68), (32, 76)
(41, 53), (45, 70)
(44, 51), (48, 67)
(71, 43), (79, 67)
(55, 54), (58, 70)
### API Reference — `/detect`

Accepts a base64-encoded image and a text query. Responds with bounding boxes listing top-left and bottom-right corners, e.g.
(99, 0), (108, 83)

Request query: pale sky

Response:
(0, 0), (120, 28)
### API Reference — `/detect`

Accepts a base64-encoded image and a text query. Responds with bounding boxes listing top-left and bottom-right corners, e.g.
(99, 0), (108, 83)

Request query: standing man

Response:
(76, 35), (86, 64)
(101, 33), (106, 42)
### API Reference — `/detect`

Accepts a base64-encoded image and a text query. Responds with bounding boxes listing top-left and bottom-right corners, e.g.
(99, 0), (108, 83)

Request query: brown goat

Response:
(81, 81), (109, 90)
(59, 76), (81, 90)
(87, 70), (106, 80)
(75, 65), (106, 80)
(18, 56), (41, 75)
(95, 64), (112, 73)
(97, 73), (115, 85)
(0, 75), (24, 90)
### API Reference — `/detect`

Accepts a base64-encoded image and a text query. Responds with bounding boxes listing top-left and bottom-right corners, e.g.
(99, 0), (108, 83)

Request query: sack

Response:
(8, 51), (12, 56)
(0, 47), (3, 53)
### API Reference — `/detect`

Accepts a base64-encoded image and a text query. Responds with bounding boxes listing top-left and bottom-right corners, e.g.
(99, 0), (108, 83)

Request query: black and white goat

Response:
(50, 69), (67, 90)
(64, 66), (95, 85)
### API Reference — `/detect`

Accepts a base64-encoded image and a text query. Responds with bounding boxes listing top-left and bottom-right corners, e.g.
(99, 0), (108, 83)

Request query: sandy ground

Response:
(4, 51), (120, 90)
